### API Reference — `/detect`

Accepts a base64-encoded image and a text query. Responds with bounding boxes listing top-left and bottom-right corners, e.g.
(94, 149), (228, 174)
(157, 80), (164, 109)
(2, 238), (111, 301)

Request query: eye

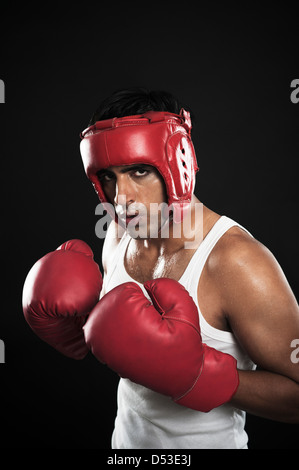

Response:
(132, 167), (150, 177)
(135, 169), (148, 176)
(97, 171), (115, 183)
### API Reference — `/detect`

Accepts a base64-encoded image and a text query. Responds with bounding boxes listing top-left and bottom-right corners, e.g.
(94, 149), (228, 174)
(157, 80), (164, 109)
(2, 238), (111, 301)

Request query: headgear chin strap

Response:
(80, 109), (198, 224)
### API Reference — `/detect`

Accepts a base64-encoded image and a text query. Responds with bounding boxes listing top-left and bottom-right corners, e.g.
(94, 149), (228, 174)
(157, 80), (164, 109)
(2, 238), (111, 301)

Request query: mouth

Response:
(115, 202), (147, 228)
(125, 213), (141, 226)
(115, 208), (141, 226)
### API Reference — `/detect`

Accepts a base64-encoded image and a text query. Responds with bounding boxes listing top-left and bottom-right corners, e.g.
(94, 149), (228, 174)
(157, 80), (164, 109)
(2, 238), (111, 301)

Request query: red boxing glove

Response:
(22, 240), (102, 360)
(84, 278), (239, 412)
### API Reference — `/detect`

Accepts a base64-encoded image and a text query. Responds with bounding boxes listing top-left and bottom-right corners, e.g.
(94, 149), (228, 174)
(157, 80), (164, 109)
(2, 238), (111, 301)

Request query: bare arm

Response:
(213, 233), (299, 423)
(232, 369), (299, 423)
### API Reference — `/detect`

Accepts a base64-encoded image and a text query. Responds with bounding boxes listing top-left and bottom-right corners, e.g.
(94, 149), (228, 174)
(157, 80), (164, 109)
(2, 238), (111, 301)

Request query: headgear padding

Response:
(80, 109), (198, 223)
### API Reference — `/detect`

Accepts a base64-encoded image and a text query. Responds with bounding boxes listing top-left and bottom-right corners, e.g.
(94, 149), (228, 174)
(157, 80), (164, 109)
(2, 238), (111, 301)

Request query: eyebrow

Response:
(98, 164), (152, 176)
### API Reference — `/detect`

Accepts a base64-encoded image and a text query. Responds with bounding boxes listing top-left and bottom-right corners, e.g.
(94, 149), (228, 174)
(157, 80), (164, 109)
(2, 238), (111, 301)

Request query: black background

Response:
(0, 5), (298, 449)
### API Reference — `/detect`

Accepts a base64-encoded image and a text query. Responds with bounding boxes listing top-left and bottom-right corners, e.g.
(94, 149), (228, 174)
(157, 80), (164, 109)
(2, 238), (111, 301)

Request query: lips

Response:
(125, 213), (141, 226)
(115, 209), (140, 225)
(116, 203), (145, 227)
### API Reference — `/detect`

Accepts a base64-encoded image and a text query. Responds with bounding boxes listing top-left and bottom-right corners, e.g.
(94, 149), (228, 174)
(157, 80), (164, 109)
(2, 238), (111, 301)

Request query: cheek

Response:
(141, 174), (167, 204)
(101, 184), (115, 203)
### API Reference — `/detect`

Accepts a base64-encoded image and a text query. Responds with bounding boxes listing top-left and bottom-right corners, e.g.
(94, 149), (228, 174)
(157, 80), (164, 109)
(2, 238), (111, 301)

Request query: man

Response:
(23, 88), (299, 449)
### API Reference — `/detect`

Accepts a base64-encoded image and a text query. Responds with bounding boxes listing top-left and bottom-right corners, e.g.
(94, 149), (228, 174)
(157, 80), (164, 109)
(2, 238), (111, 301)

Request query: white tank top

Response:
(102, 216), (256, 449)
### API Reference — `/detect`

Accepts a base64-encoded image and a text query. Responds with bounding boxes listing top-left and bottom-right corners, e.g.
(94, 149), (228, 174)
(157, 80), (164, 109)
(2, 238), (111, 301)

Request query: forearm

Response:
(229, 369), (299, 423)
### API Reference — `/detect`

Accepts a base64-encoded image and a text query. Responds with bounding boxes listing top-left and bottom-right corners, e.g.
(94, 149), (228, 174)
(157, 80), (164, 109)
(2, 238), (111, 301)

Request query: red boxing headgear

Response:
(80, 109), (198, 223)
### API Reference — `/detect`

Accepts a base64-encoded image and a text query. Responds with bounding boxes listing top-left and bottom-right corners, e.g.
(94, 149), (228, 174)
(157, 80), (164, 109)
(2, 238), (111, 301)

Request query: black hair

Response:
(88, 87), (195, 126)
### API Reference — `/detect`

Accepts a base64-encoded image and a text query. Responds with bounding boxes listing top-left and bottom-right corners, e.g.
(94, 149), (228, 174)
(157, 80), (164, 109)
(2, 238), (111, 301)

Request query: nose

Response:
(114, 174), (136, 208)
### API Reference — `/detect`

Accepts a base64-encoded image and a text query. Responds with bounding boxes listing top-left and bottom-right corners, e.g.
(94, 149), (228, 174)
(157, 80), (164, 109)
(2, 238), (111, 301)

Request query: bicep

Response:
(224, 244), (299, 383)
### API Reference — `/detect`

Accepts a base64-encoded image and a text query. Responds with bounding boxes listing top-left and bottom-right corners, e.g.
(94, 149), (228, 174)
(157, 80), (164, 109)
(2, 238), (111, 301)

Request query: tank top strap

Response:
(102, 230), (132, 295)
(180, 216), (252, 292)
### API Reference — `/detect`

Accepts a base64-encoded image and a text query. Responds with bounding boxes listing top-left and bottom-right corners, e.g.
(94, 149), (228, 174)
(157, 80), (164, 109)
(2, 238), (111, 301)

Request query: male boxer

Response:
(23, 88), (299, 449)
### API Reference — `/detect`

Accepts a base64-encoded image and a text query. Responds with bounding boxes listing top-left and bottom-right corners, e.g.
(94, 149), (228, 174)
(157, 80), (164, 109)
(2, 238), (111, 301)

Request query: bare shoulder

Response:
(102, 220), (126, 274)
(207, 225), (299, 379)
(205, 223), (298, 322)
(206, 225), (282, 283)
